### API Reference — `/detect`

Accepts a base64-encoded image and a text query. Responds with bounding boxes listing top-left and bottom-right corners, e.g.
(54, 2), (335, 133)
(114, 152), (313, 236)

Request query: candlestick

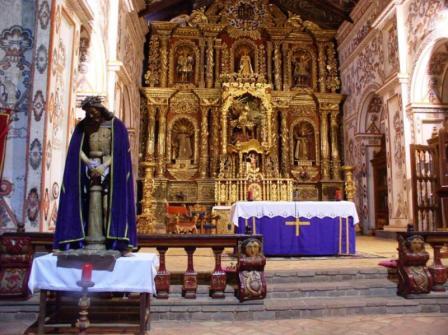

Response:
(335, 189), (342, 201)
(81, 263), (93, 282)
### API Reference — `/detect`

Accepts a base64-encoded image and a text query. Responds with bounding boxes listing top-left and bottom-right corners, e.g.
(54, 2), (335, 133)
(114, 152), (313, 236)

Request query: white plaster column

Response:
(106, 0), (120, 114)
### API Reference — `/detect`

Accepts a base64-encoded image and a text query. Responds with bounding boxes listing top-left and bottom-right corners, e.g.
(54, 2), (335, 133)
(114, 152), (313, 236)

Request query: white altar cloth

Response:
(230, 201), (359, 226)
(28, 253), (159, 294)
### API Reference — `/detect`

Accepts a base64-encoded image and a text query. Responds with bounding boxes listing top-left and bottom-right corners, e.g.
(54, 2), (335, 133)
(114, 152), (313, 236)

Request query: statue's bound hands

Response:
(90, 164), (108, 177)
(87, 160), (100, 170)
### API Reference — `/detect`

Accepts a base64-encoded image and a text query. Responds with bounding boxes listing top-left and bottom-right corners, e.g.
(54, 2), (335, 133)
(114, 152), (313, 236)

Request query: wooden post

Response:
(37, 289), (47, 335)
(210, 247), (226, 298)
(155, 247), (170, 299)
(182, 247), (197, 299)
(428, 242), (448, 291)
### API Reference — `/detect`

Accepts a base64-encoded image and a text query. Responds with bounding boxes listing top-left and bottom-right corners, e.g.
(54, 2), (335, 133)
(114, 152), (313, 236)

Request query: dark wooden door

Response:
(371, 140), (388, 230)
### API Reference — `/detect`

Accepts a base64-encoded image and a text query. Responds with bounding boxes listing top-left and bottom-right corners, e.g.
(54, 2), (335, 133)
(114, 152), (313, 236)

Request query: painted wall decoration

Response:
(41, 4), (78, 232)
(0, 0), (36, 231)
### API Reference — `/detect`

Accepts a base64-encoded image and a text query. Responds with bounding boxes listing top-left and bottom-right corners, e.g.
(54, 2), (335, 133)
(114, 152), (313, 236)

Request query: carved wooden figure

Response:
(236, 238), (267, 301)
(397, 235), (433, 297)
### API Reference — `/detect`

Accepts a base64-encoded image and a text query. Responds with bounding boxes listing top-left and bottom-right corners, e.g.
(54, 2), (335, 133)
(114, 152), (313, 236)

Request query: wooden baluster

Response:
(429, 242), (448, 291)
(155, 247), (170, 299)
(183, 247), (197, 298)
(210, 247), (226, 299)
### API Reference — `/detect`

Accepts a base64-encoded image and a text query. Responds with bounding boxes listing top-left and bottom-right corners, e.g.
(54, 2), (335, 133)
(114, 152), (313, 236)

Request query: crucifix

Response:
(285, 217), (310, 236)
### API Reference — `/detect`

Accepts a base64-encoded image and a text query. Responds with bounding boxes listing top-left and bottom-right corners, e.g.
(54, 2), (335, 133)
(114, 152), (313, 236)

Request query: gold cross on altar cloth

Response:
(285, 217), (310, 236)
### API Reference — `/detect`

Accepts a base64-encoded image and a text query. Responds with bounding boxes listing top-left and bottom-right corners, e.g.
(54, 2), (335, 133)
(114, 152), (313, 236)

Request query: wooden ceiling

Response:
(140, 0), (358, 29)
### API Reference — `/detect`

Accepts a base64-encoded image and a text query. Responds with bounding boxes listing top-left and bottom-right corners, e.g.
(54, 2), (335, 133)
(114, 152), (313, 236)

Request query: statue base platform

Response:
(54, 249), (121, 271)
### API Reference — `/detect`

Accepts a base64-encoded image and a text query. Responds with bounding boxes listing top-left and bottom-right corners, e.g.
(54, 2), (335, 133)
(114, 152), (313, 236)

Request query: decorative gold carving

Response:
(342, 166), (356, 201)
(169, 92), (199, 114)
(144, 36), (160, 87)
(188, 7), (208, 27)
(274, 42), (282, 90)
(325, 42), (340, 93)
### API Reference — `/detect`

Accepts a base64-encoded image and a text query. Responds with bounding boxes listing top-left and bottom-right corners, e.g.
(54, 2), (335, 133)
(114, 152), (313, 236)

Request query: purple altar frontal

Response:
(231, 201), (358, 256)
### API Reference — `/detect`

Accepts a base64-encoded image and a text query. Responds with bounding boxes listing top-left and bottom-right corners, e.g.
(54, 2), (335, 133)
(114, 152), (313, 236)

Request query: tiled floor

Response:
(2, 314), (447, 335)
(147, 314), (448, 335)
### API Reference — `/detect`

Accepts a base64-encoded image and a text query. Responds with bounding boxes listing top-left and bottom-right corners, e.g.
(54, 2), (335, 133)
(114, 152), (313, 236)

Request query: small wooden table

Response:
(28, 253), (158, 334)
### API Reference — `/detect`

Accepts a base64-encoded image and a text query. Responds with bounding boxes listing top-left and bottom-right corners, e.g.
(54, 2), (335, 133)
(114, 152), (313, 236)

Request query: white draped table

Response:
(231, 201), (359, 256)
(29, 252), (159, 335)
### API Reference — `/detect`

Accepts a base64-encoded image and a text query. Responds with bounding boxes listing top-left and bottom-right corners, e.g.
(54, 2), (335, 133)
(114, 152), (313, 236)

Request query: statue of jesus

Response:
(54, 96), (137, 252)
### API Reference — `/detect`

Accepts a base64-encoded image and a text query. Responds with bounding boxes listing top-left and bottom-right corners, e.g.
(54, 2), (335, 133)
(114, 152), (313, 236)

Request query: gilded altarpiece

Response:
(140, 0), (345, 232)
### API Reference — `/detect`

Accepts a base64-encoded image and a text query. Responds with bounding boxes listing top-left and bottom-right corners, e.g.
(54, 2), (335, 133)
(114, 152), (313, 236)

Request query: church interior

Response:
(1, 0), (448, 334)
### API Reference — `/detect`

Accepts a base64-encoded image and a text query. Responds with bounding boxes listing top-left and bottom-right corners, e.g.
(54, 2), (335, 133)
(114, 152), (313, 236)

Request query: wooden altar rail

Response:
(0, 233), (262, 300)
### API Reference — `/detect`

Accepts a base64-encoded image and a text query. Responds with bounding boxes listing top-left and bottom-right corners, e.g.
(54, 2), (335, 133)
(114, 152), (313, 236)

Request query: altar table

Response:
(231, 201), (358, 256)
(29, 253), (159, 335)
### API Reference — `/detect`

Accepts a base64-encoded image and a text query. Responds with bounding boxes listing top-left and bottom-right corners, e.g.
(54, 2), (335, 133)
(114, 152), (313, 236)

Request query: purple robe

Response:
(54, 118), (137, 251)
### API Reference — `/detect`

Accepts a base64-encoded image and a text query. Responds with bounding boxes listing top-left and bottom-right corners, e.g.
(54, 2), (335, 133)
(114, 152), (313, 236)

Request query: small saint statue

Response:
(294, 125), (310, 161)
(293, 54), (311, 87)
(176, 50), (194, 83)
(175, 124), (193, 160)
(54, 96), (137, 253)
(238, 49), (253, 76)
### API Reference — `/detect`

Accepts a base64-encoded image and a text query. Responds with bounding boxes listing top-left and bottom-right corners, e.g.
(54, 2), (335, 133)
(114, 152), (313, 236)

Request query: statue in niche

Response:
(293, 53), (311, 87)
(230, 95), (262, 143)
(176, 49), (194, 83)
(238, 48), (253, 76)
(173, 122), (194, 161)
(294, 123), (313, 162)
(246, 152), (260, 177)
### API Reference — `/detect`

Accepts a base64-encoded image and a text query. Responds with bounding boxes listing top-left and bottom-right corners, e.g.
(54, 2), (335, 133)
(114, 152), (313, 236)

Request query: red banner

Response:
(0, 109), (11, 180)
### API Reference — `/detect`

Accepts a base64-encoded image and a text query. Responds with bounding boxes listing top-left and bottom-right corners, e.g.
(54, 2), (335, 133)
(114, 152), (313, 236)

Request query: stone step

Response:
(151, 294), (448, 321)
(266, 278), (397, 298)
(2, 290), (448, 323)
(265, 267), (393, 283)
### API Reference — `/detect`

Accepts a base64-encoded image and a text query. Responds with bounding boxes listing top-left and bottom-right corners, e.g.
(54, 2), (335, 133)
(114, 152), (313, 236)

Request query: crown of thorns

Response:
(81, 96), (105, 111)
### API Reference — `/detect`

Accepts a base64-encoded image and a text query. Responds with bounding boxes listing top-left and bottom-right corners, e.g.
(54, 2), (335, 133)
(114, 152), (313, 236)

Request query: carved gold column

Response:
(214, 39), (222, 88)
(330, 111), (341, 180)
(160, 35), (169, 88)
(200, 106), (209, 178)
(320, 110), (330, 180)
(145, 104), (156, 160)
(267, 41), (273, 84)
(317, 42), (327, 93)
(206, 38), (214, 88)
(221, 106), (227, 155)
(157, 106), (167, 177)
(137, 161), (156, 234)
(211, 107), (219, 177)
(274, 42), (282, 91)
(199, 40), (206, 88)
(281, 110), (290, 176)
(282, 43), (290, 91)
